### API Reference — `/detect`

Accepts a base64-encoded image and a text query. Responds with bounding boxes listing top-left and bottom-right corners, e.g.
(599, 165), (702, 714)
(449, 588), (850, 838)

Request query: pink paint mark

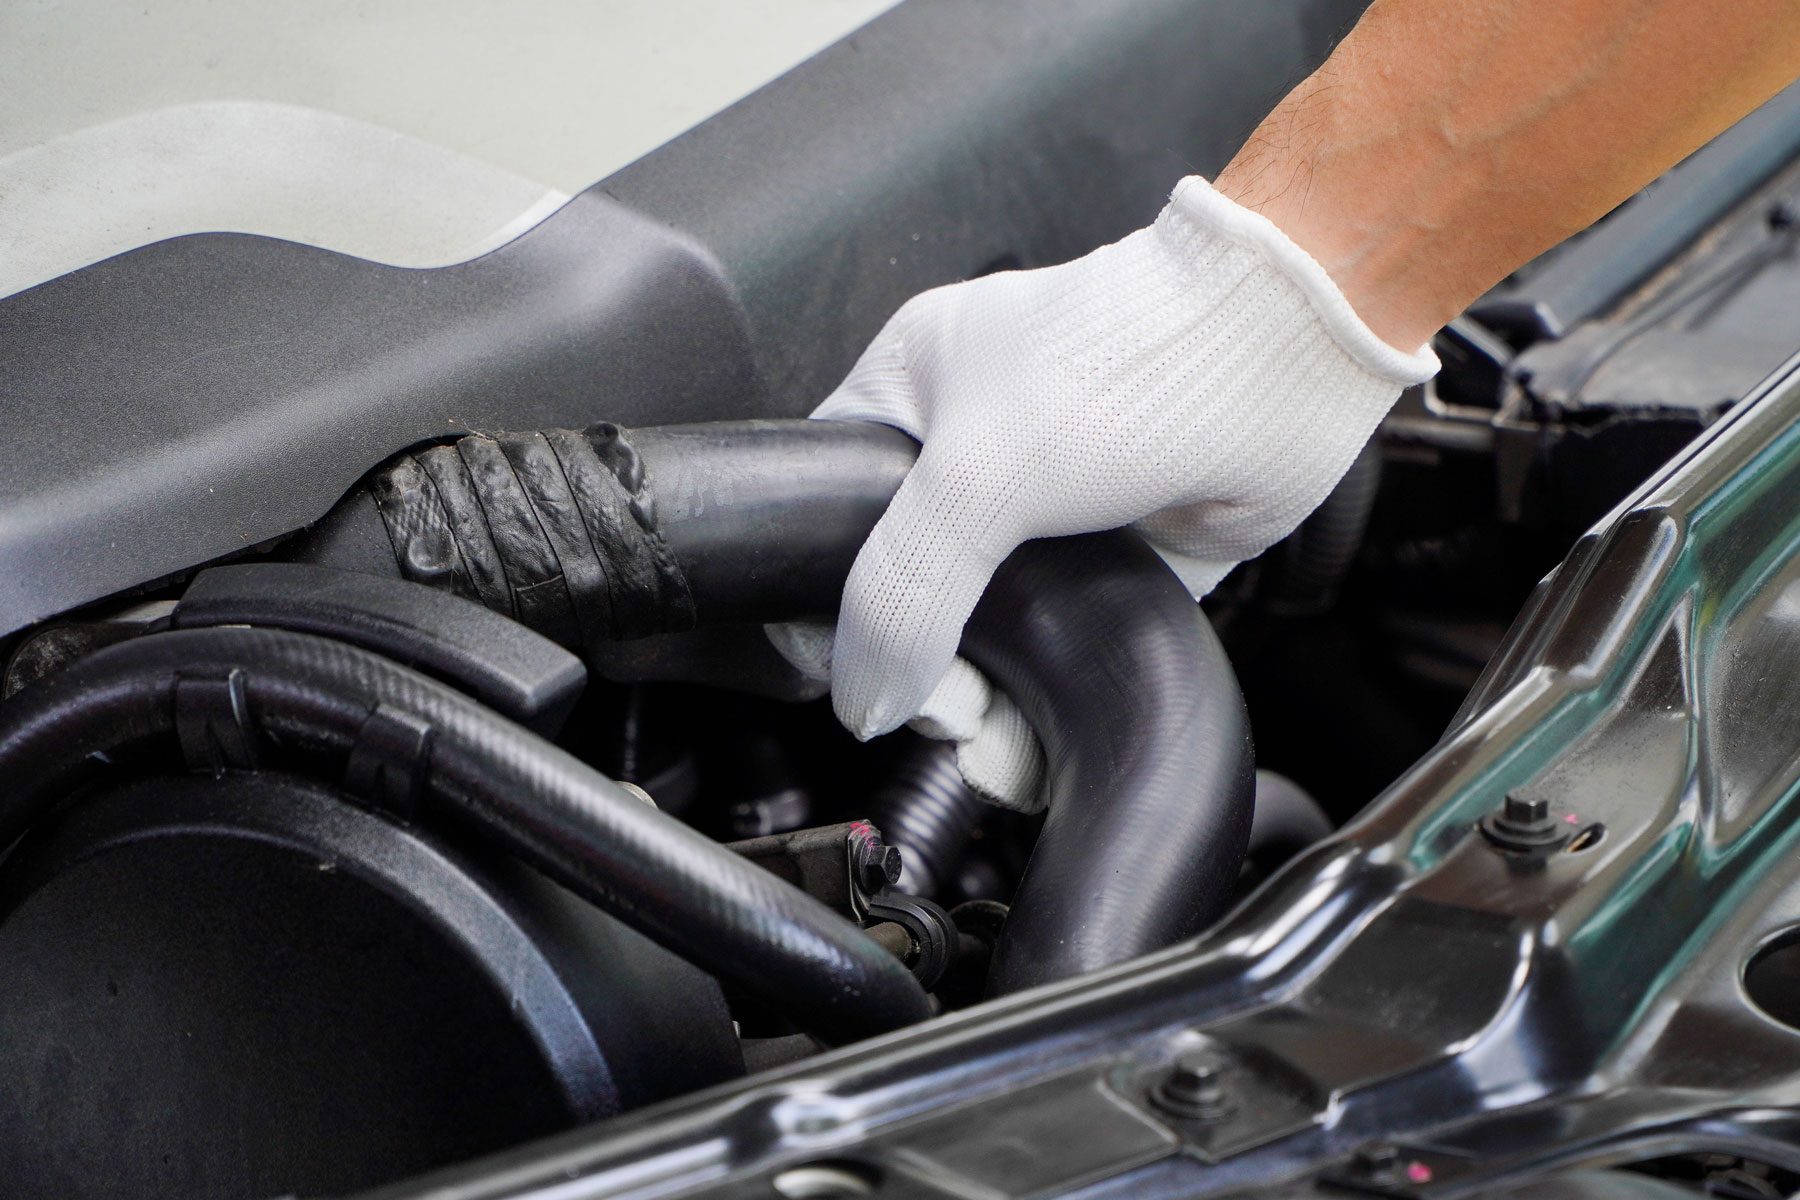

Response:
(1405, 1162), (1434, 1185)
(1563, 812), (1581, 824)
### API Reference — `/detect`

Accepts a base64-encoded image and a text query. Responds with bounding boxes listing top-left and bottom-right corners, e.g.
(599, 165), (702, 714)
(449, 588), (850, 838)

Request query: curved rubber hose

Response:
(0, 626), (930, 1045)
(962, 532), (1254, 993)
(308, 418), (1255, 993)
(868, 738), (985, 899)
(629, 423), (1256, 990)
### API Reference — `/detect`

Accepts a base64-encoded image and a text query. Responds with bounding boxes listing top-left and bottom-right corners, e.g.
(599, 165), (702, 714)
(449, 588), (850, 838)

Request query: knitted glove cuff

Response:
(1157, 175), (1440, 386)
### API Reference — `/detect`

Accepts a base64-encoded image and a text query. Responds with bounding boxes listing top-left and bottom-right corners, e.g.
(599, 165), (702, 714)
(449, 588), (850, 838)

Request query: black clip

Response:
(342, 704), (436, 821)
(174, 669), (262, 776)
(865, 893), (957, 989)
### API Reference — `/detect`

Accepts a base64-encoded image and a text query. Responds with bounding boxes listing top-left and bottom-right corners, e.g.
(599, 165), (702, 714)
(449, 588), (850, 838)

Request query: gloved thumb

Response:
(829, 450), (1018, 741)
(763, 623), (1048, 811)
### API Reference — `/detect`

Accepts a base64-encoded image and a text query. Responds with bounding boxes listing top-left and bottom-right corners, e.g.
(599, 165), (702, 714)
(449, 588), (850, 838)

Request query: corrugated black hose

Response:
(0, 625), (929, 1045)
(300, 418), (1255, 996)
(867, 738), (985, 900)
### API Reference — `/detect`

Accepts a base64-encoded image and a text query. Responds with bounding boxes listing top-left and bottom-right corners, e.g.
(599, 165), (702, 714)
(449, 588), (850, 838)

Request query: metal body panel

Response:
(353, 352), (1800, 1198)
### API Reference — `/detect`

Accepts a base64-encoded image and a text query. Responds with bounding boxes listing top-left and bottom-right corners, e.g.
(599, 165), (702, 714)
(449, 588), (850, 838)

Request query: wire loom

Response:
(368, 425), (696, 644)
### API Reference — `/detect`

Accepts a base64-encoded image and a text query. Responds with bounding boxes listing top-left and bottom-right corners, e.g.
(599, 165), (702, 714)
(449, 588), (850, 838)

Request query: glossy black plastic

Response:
(174, 562), (586, 735)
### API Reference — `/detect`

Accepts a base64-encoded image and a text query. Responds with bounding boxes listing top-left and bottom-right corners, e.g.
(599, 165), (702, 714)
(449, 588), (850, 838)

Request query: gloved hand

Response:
(778, 176), (1438, 809)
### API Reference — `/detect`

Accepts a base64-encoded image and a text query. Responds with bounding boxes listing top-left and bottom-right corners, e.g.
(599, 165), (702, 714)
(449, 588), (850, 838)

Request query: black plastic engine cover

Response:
(0, 0), (1363, 637)
(0, 772), (741, 1199)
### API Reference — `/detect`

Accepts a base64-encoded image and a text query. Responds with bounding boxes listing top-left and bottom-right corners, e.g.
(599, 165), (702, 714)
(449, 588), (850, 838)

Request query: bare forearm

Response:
(1217, 0), (1800, 348)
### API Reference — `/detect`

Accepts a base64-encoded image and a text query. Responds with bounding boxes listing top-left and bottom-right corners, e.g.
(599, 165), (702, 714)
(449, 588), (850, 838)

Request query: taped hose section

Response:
(314, 421), (919, 627)
(0, 626), (930, 1045)
(962, 531), (1255, 995)
(368, 426), (695, 643)
(868, 738), (986, 899)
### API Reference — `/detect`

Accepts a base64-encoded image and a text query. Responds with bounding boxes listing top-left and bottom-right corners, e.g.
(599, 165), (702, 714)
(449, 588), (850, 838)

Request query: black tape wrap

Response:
(368, 425), (695, 644)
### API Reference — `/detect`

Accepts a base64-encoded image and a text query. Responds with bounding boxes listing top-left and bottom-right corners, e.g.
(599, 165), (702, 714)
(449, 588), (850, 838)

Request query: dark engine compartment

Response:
(6, 3), (1800, 1199)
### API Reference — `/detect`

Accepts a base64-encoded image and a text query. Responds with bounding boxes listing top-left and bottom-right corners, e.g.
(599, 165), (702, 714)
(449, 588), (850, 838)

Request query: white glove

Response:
(779, 176), (1438, 809)
(765, 619), (1046, 811)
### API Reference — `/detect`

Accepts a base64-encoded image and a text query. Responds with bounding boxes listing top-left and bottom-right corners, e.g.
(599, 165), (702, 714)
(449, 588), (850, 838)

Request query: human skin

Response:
(1216, 0), (1800, 350)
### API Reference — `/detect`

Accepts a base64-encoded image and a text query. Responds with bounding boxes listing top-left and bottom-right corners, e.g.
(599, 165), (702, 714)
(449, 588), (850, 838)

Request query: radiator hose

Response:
(0, 625), (930, 1045)
(301, 419), (1256, 994)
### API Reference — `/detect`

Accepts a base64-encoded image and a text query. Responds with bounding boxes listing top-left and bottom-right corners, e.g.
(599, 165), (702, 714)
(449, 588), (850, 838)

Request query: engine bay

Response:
(7, 4), (1800, 1199)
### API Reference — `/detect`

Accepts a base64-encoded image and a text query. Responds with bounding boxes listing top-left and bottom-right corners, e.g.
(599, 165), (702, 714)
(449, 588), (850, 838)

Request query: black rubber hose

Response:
(638, 422), (1254, 987)
(621, 421), (915, 622)
(1248, 769), (1334, 868)
(292, 420), (914, 628)
(1270, 435), (1382, 617)
(0, 625), (930, 1045)
(962, 532), (1254, 993)
(304, 418), (1256, 994)
(867, 738), (985, 900)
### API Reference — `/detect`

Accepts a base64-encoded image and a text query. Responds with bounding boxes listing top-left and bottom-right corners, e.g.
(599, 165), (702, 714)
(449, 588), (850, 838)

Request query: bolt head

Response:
(1167, 1051), (1216, 1086)
(1151, 1051), (1232, 1120)
(1503, 793), (1549, 824)
(853, 842), (903, 894)
(1481, 791), (1571, 852)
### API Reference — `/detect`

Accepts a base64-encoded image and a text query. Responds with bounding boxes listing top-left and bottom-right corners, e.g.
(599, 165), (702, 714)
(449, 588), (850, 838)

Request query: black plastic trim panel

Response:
(0, 0), (1363, 636)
